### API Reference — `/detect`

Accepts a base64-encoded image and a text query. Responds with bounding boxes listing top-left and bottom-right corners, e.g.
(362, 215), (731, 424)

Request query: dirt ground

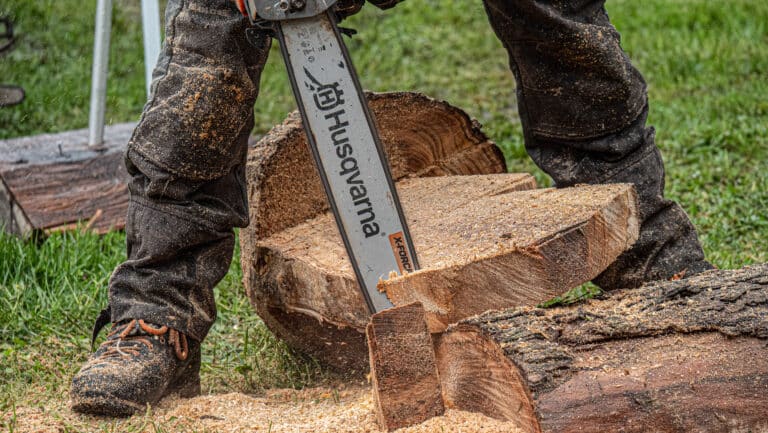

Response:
(6, 385), (524, 433)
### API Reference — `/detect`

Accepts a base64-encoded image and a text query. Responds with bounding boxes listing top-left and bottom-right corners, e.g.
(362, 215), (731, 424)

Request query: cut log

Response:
(434, 264), (768, 433)
(0, 124), (134, 236)
(245, 173), (638, 370)
(242, 91), (509, 371)
(367, 302), (444, 431)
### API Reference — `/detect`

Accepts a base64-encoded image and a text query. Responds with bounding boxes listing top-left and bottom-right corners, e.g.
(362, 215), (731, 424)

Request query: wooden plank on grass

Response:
(0, 123), (134, 236)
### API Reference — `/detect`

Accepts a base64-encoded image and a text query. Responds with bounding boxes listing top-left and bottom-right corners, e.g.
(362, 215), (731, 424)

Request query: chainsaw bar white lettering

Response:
(278, 13), (418, 312)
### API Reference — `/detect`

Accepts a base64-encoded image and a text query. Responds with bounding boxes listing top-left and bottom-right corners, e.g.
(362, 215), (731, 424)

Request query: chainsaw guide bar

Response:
(244, 0), (419, 313)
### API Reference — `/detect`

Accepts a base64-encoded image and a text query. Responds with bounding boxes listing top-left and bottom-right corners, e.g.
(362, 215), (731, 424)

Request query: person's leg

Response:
(482, 0), (711, 289)
(71, 0), (271, 415)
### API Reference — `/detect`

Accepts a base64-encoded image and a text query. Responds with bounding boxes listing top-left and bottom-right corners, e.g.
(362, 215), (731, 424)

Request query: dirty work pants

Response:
(109, 0), (710, 342)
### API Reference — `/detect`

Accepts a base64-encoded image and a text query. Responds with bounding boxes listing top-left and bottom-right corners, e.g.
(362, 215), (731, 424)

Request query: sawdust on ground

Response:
(6, 385), (525, 433)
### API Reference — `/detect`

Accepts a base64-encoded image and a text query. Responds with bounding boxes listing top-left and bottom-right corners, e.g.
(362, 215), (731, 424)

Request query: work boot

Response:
(70, 318), (201, 416)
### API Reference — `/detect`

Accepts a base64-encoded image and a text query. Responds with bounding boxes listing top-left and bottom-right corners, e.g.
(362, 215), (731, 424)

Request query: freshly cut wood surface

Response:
(248, 174), (638, 369)
(435, 264), (768, 433)
(379, 182), (638, 330)
(0, 123), (134, 236)
(367, 302), (444, 431)
(242, 92), (509, 371)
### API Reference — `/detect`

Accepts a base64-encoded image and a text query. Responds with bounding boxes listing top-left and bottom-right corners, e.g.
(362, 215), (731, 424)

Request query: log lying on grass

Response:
(435, 264), (768, 433)
(0, 123), (135, 236)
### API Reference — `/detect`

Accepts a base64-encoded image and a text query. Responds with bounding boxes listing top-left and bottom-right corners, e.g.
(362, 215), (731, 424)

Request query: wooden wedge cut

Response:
(435, 264), (768, 433)
(367, 302), (444, 431)
(377, 181), (638, 332)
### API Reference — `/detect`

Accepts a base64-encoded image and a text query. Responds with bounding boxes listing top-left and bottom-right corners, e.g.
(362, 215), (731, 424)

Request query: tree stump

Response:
(241, 92), (508, 371)
(240, 92), (639, 371)
(435, 264), (768, 433)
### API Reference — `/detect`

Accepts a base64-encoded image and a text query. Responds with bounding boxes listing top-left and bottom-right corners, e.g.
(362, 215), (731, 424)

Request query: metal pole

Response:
(141, 0), (162, 97)
(88, 0), (113, 147)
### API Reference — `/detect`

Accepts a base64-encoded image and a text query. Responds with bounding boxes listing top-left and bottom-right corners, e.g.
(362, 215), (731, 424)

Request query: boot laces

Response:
(98, 319), (189, 361)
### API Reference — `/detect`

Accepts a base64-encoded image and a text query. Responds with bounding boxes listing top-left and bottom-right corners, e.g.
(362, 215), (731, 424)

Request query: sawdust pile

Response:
(6, 385), (525, 433)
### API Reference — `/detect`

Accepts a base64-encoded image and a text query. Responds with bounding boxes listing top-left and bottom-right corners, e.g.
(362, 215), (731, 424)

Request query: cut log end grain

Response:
(435, 264), (768, 433)
(378, 181), (639, 331)
(367, 302), (444, 431)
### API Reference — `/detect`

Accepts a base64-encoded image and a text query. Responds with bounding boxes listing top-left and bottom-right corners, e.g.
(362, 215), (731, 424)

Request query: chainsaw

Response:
(237, 0), (419, 313)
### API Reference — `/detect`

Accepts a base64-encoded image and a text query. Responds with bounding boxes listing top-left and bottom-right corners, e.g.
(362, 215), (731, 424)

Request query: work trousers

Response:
(109, 0), (710, 342)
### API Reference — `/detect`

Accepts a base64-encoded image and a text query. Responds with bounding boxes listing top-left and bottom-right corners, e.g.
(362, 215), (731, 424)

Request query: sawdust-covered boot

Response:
(70, 318), (201, 416)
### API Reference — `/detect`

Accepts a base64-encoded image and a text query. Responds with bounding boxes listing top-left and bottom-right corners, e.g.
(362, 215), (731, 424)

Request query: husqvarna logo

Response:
(303, 67), (380, 239)
(304, 68), (344, 111)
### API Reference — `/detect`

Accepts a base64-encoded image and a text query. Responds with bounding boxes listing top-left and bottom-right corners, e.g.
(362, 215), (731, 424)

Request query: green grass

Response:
(1, 0), (767, 430)
(0, 229), (330, 431)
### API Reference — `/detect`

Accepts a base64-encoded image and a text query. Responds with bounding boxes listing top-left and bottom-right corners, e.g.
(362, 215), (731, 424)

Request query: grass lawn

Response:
(1, 0), (767, 431)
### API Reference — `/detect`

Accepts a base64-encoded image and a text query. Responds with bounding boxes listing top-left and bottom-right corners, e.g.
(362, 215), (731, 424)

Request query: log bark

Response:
(367, 302), (444, 431)
(0, 124), (134, 236)
(435, 264), (768, 433)
(242, 92), (509, 371)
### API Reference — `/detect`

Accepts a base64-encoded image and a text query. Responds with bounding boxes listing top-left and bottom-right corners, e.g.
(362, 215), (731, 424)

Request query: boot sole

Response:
(71, 394), (147, 417)
(71, 362), (200, 417)
(71, 378), (200, 417)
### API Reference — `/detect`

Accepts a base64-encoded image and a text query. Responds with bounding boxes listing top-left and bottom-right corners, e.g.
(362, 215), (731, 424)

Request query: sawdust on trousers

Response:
(8, 385), (524, 433)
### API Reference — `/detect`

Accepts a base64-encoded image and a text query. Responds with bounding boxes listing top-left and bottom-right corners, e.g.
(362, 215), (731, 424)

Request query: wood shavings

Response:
(3, 386), (524, 433)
